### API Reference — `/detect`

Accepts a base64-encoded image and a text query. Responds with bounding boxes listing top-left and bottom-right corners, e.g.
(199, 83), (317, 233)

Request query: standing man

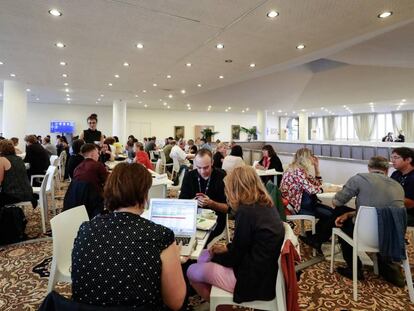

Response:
(390, 147), (414, 225)
(179, 149), (228, 242)
(332, 156), (405, 283)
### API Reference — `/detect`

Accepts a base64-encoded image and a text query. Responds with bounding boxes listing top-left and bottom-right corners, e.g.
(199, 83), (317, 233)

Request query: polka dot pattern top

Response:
(71, 212), (174, 309)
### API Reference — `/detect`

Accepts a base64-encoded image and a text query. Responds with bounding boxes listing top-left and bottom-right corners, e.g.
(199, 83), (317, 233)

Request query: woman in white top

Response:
(222, 145), (245, 173)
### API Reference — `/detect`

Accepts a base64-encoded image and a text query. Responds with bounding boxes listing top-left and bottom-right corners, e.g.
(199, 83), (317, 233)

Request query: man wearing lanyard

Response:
(179, 149), (228, 243)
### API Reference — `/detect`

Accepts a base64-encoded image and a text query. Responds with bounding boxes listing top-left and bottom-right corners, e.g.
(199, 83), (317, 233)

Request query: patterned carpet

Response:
(1, 184), (414, 310)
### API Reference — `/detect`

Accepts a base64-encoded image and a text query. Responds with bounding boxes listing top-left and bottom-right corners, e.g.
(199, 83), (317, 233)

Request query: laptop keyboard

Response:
(175, 236), (191, 246)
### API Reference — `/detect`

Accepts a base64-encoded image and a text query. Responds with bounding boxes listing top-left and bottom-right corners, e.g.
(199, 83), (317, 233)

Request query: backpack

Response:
(0, 205), (28, 245)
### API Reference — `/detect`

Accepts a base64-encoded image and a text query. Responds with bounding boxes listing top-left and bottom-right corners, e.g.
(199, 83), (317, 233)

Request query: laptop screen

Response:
(149, 199), (197, 235)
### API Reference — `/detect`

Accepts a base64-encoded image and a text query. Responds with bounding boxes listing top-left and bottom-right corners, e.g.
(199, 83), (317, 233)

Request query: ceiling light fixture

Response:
(168, 94), (173, 98)
(227, 106), (231, 110)
(216, 43), (224, 49)
(225, 109), (228, 112)
(26, 88), (31, 92)
(181, 89), (186, 94)
(402, 99), (406, 102)
(188, 107), (191, 110)
(142, 90), (147, 93)
(100, 94), (104, 97)
(186, 63), (192, 67)
(219, 75), (224, 79)
(163, 102), (167, 106)
(153, 83), (157, 87)
(278, 110), (282, 113)
(378, 11), (392, 19)
(66, 94), (70, 97)
(166, 75), (172, 79)
(114, 74), (119, 78)
(64, 82), (68, 86)
(135, 94), (139, 98)
(36, 98), (40, 101)
(249, 63), (256, 68)
(60, 61), (66, 66)
(167, 106), (171, 109)
(0, 61), (3, 65)
(55, 42), (65, 48)
(138, 101), (142, 104)
(197, 84), (202, 87)
(62, 73), (68, 78)
(49, 9), (62, 17)
(245, 108), (249, 111)
(242, 110), (245, 113)
(66, 98), (71, 101)
(296, 44), (306, 50)
(65, 88), (69, 92)
(123, 62), (129, 67)
(267, 10), (279, 18)
(144, 104), (148, 108)
(10, 73), (16, 77)
(136, 43), (144, 49)
(108, 83), (113, 86)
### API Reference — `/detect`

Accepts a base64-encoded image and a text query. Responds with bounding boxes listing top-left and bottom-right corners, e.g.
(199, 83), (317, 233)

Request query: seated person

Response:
(254, 144), (283, 186)
(333, 156), (405, 283)
(66, 139), (85, 179)
(163, 139), (174, 164)
(98, 142), (114, 164)
(187, 166), (285, 303)
(42, 136), (57, 156)
(200, 138), (212, 151)
(73, 143), (109, 196)
(212, 143), (227, 169)
(390, 147), (414, 225)
(186, 139), (198, 154)
(382, 132), (394, 142)
(71, 163), (186, 310)
(179, 149), (228, 242)
(134, 142), (153, 170)
(145, 136), (157, 153)
(170, 140), (195, 167)
(0, 140), (35, 207)
(23, 134), (50, 179)
(222, 145), (245, 173)
(280, 148), (334, 253)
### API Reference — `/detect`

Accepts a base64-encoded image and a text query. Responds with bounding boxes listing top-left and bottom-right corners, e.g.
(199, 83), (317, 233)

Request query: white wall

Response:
(0, 103), (256, 142)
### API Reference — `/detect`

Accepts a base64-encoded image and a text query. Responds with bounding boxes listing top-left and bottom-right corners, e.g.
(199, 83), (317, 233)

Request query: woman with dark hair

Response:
(222, 145), (245, 173)
(0, 139), (35, 207)
(255, 144), (283, 186)
(212, 143), (227, 169)
(98, 143), (114, 164)
(79, 114), (104, 144)
(71, 163), (186, 310)
(66, 139), (85, 179)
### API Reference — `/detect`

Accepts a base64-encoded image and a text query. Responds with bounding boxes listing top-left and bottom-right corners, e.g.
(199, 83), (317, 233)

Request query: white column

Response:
(257, 110), (267, 141)
(298, 112), (309, 142)
(112, 99), (127, 144)
(2, 80), (28, 149)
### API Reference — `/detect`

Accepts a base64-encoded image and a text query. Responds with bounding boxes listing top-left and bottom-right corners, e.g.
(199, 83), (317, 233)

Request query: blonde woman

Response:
(187, 166), (284, 303)
(280, 148), (334, 252)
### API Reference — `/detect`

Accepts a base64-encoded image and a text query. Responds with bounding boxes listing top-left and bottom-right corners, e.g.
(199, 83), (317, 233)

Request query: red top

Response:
(135, 151), (153, 170)
(73, 158), (109, 194)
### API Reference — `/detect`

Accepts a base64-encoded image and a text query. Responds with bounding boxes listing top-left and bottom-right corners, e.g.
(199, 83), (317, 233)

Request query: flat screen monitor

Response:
(50, 121), (75, 133)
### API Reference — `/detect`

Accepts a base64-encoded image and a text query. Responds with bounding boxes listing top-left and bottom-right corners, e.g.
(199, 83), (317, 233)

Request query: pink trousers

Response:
(187, 250), (237, 301)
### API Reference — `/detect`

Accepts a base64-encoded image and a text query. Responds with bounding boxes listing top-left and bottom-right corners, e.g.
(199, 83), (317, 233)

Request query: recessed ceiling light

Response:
(144, 104), (148, 108)
(10, 73), (16, 77)
(181, 89), (186, 94)
(64, 82), (68, 86)
(66, 94), (70, 97)
(153, 83), (157, 87)
(219, 75), (224, 79)
(242, 110), (245, 113)
(278, 110), (282, 113)
(123, 62), (129, 67)
(108, 83), (113, 86)
(100, 94), (104, 97)
(138, 101), (142, 104)
(60, 61), (66, 66)
(301, 109), (306, 112)
(321, 107), (324, 110)
(267, 10), (279, 18)
(26, 88), (31, 92)
(168, 94), (173, 98)
(0, 61), (3, 65)
(62, 73), (68, 78)
(227, 106), (231, 110)
(225, 109), (228, 112)
(135, 94), (139, 98)
(166, 75), (172, 79)
(186, 63), (192, 67)
(136, 43), (144, 49)
(296, 44), (306, 50)
(36, 98), (40, 101)
(66, 98), (71, 101)
(97, 98), (101, 101)
(378, 11), (392, 19)
(249, 63), (256, 68)
(55, 42), (65, 48)
(208, 105), (212, 108)
(216, 43), (224, 49)
(163, 102), (167, 106)
(65, 88), (69, 92)
(142, 90), (147, 93)
(49, 9), (62, 17)
(188, 107), (191, 110)
(114, 74), (119, 78)
(167, 106), (171, 109)
(402, 99), (406, 102)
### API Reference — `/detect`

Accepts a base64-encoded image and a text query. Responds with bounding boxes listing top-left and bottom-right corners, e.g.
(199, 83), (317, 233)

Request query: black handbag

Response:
(0, 205), (27, 245)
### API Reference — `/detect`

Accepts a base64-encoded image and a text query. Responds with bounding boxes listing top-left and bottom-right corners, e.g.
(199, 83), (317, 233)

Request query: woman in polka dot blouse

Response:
(71, 163), (186, 310)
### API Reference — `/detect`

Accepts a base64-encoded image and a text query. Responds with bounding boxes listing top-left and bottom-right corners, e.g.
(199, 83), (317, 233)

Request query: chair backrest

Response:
(159, 150), (167, 164)
(177, 168), (186, 188)
(39, 173), (50, 207)
(354, 206), (379, 250)
(45, 165), (57, 192)
(155, 159), (162, 174)
(172, 157), (180, 172)
(50, 155), (59, 166)
(50, 205), (89, 272)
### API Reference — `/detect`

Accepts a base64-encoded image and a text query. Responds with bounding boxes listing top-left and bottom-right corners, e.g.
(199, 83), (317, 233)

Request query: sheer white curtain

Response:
(353, 114), (377, 141)
(322, 116), (336, 141)
(392, 111), (414, 142)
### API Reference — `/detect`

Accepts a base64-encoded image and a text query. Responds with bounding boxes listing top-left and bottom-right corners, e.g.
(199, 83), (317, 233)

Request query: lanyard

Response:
(198, 175), (211, 195)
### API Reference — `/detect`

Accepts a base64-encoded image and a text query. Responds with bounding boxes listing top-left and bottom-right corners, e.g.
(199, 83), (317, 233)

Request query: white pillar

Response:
(298, 112), (309, 142)
(112, 99), (127, 144)
(2, 80), (28, 149)
(257, 110), (267, 141)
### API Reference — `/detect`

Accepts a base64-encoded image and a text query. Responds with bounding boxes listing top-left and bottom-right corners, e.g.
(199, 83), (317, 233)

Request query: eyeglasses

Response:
(390, 156), (402, 160)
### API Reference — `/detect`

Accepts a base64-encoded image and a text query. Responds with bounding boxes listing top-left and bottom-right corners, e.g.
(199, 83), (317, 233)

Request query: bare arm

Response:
(405, 198), (414, 209)
(0, 157), (11, 185)
(160, 242), (186, 311)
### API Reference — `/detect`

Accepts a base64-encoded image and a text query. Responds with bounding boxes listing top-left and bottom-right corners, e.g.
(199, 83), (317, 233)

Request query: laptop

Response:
(149, 198), (198, 256)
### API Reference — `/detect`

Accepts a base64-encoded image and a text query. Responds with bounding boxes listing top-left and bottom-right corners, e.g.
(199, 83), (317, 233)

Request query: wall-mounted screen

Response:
(50, 121), (75, 133)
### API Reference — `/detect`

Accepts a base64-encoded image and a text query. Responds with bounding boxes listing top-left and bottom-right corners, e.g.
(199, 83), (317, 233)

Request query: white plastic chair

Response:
(47, 205), (89, 293)
(32, 166), (57, 214)
(57, 151), (67, 181)
(160, 150), (173, 173)
(155, 159), (163, 174)
(286, 214), (316, 256)
(50, 155), (59, 166)
(330, 206), (414, 302)
(207, 214), (231, 249)
(171, 157), (180, 180)
(210, 226), (290, 311)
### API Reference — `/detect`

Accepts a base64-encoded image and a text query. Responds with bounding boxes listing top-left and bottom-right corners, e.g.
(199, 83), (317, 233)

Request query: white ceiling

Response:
(0, 0), (414, 115)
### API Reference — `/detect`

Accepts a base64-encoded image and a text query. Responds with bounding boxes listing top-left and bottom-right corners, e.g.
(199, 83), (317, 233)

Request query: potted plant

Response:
(200, 128), (219, 143)
(241, 127), (258, 142)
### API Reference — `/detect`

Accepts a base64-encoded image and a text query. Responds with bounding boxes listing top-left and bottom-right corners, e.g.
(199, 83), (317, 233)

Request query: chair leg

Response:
(330, 233), (336, 273)
(47, 259), (58, 293)
(402, 254), (414, 303)
(300, 220), (305, 236)
(311, 219), (316, 256)
(40, 202), (46, 234)
(352, 247), (358, 301)
(372, 255), (379, 275)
